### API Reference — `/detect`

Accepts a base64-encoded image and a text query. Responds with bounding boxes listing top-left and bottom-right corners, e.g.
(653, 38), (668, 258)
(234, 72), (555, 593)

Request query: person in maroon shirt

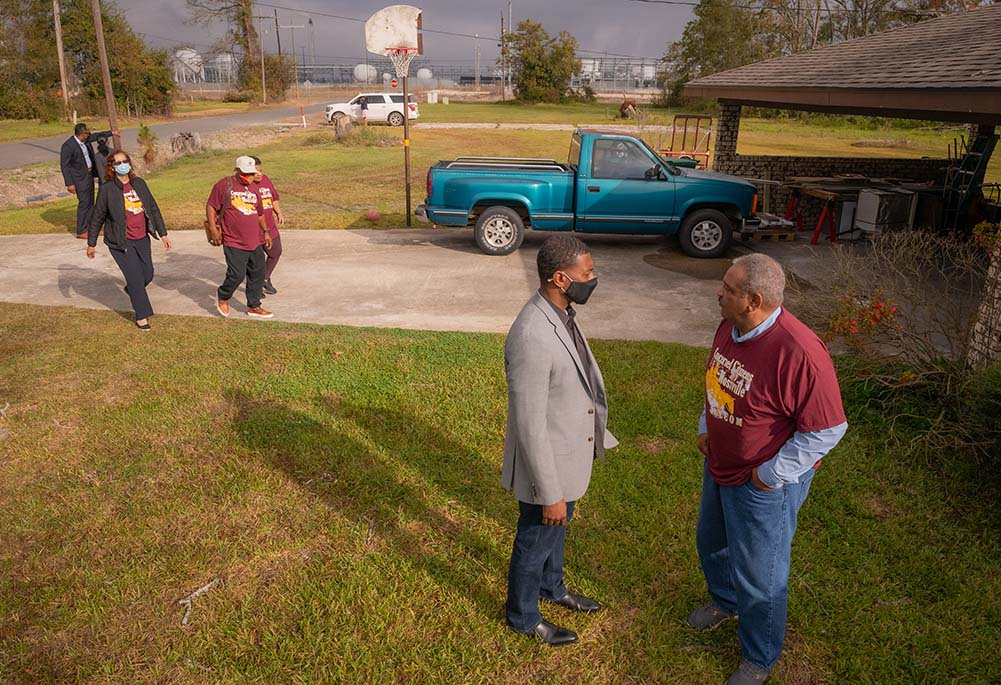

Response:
(250, 156), (285, 296)
(86, 150), (171, 331)
(206, 156), (274, 319)
(686, 253), (847, 685)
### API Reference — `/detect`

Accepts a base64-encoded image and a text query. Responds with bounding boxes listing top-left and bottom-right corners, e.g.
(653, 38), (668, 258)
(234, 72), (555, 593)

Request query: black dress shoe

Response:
(546, 592), (602, 613)
(529, 619), (578, 646)
(263, 279), (277, 295)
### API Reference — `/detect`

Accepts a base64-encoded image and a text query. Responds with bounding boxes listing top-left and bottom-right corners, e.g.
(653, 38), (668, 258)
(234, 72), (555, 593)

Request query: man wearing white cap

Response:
(206, 156), (274, 319)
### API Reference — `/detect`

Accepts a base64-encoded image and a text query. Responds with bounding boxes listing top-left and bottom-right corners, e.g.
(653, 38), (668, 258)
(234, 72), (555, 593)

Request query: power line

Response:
(625, 0), (939, 17)
(251, 1), (663, 60)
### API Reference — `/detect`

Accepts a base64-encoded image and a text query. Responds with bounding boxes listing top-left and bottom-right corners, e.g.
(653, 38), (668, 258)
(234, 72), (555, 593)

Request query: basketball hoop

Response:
(365, 6), (423, 226)
(387, 47), (418, 79)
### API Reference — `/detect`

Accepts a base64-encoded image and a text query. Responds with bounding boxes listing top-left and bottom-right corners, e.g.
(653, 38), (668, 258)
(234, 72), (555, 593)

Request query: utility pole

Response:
(474, 34), (480, 90)
(307, 18), (316, 65)
(91, 0), (119, 148)
(52, 0), (71, 122)
(499, 14), (505, 101)
(279, 19), (304, 100)
(255, 15), (268, 103)
(508, 0), (513, 94)
(273, 9), (282, 55)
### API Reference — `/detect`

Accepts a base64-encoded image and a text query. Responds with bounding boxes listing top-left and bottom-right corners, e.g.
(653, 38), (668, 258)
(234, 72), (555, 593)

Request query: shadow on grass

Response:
(227, 390), (512, 623)
(40, 205), (78, 235)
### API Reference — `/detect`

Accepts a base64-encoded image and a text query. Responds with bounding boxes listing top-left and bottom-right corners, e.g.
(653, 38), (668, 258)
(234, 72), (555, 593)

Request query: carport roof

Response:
(683, 5), (1001, 123)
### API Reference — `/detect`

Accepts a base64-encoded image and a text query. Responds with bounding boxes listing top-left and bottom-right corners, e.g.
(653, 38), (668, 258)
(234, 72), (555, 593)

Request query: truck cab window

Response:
(591, 139), (656, 180)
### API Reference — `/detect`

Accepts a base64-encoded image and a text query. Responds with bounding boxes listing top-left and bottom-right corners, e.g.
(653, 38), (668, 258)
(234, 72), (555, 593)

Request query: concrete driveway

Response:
(0, 228), (765, 345)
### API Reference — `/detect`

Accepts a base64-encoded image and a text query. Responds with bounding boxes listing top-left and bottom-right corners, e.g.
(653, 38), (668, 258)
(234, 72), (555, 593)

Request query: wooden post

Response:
(53, 0), (71, 122)
(91, 0), (120, 149)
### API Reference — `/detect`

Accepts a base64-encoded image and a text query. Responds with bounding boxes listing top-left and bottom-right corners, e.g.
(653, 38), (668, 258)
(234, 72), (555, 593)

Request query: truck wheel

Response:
(679, 209), (732, 258)
(475, 206), (525, 256)
(388, 111), (404, 126)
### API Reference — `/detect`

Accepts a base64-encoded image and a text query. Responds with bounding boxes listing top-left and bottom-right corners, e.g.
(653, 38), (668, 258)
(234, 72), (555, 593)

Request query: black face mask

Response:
(559, 272), (598, 305)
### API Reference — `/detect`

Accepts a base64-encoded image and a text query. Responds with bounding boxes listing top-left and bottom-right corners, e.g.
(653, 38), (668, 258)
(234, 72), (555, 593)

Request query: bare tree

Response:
(186, 0), (259, 67)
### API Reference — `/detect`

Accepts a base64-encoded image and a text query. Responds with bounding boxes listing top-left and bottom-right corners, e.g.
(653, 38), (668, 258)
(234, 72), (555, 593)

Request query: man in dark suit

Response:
(61, 123), (116, 238)
(501, 234), (618, 646)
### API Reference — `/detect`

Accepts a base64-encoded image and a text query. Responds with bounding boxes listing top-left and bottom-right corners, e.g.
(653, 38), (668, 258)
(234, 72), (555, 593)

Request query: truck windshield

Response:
(637, 138), (681, 174)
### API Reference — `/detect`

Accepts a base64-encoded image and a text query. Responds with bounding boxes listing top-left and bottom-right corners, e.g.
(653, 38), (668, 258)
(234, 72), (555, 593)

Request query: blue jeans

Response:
(696, 461), (815, 670)
(506, 500), (576, 632)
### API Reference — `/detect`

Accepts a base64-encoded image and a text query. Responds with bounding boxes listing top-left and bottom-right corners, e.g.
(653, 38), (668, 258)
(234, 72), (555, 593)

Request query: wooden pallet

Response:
(736, 230), (798, 242)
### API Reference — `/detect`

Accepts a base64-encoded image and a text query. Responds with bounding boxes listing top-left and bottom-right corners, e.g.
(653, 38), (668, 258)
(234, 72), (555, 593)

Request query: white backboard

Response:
(365, 5), (423, 56)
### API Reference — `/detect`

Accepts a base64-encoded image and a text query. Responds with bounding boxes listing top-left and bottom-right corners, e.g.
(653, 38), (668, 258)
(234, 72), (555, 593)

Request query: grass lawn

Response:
(416, 101), (677, 125)
(4, 119), (997, 236)
(0, 301), (998, 683)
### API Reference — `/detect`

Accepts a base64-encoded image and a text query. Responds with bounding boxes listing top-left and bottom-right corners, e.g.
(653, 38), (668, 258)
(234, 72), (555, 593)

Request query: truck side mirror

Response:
(645, 166), (663, 180)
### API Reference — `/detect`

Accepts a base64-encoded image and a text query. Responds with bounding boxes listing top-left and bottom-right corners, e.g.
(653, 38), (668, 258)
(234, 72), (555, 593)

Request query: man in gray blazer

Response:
(502, 234), (618, 646)
(60, 122), (115, 238)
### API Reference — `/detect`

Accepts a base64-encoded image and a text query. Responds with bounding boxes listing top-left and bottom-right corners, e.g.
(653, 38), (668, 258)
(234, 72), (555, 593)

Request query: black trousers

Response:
(74, 177), (96, 235)
(109, 236), (154, 320)
(219, 245), (265, 308)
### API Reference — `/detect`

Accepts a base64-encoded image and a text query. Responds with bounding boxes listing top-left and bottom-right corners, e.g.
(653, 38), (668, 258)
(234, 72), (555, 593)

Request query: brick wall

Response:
(713, 103), (949, 228)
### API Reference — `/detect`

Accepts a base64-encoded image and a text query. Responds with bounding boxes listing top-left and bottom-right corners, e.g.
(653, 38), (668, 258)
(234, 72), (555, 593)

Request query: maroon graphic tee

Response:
(256, 174), (280, 234)
(703, 310), (846, 486)
(208, 176), (264, 250)
(122, 182), (147, 241)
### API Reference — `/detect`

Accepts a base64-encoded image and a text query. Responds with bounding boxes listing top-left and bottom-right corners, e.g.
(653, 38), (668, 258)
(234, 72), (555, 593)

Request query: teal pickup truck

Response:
(415, 129), (760, 258)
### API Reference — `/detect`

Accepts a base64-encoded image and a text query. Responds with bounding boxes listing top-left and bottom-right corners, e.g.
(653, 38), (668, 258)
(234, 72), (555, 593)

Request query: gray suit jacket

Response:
(501, 291), (618, 505)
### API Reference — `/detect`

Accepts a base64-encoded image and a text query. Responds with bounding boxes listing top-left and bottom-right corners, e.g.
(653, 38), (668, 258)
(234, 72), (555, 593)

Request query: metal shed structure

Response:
(685, 4), (1001, 366)
(684, 4), (1001, 231)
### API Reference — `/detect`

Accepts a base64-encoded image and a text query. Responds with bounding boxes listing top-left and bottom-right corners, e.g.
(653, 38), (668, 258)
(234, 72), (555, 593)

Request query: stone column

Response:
(968, 247), (1001, 369)
(713, 101), (741, 170)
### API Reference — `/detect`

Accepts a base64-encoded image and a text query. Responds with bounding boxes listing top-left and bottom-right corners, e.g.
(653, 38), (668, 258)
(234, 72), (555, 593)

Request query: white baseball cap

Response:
(235, 155), (257, 173)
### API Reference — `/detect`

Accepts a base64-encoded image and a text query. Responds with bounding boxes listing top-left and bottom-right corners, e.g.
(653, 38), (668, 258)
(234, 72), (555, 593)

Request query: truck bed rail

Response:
(442, 156), (569, 172)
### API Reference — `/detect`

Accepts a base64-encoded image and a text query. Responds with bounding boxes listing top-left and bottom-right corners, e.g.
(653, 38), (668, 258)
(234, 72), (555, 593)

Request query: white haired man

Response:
(689, 253), (847, 684)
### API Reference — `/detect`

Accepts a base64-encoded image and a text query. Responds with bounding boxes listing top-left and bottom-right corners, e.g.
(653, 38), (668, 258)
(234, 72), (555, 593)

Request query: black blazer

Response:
(87, 176), (167, 250)
(60, 131), (111, 185)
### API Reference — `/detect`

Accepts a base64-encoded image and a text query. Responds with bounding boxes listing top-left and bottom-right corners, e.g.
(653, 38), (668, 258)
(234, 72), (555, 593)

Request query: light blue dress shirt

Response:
(699, 307), (848, 488)
(76, 137), (92, 170)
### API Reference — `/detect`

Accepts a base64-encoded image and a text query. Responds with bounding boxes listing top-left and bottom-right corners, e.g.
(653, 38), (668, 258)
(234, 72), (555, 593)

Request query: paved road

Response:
(0, 104), (327, 170)
(0, 228), (750, 345)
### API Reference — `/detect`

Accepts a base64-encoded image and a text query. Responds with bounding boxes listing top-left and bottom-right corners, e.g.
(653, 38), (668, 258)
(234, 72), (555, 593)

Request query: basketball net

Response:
(388, 48), (418, 79)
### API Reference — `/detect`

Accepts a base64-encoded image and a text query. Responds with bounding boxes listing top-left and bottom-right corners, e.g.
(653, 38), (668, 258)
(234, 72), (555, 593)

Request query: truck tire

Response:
(474, 206), (525, 256)
(388, 111), (405, 126)
(679, 209), (732, 259)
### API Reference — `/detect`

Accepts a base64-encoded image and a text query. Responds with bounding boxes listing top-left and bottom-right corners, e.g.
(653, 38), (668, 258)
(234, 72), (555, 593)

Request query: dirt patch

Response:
(635, 436), (682, 455)
(777, 632), (830, 684)
(643, 248), (731, 280)
(0, 123), (306, 210)
(864, 494), (899, 520)
(850, 139), (914, 149)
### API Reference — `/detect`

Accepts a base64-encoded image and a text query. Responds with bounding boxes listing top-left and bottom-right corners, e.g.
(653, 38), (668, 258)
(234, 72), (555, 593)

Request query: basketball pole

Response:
(403, 71), (412, 227)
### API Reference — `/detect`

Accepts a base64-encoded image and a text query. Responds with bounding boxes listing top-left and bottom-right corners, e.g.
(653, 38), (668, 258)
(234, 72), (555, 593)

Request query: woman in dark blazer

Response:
(86, 150), (172, 331)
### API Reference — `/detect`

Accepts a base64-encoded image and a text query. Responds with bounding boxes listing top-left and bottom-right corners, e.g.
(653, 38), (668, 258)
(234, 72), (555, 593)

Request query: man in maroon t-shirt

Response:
(687, 254), (847, 685)
(206, 156), (274, 319)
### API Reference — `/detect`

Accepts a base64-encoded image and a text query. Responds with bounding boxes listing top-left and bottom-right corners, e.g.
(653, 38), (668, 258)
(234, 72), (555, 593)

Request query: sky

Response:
(119, 0), (695, 66)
